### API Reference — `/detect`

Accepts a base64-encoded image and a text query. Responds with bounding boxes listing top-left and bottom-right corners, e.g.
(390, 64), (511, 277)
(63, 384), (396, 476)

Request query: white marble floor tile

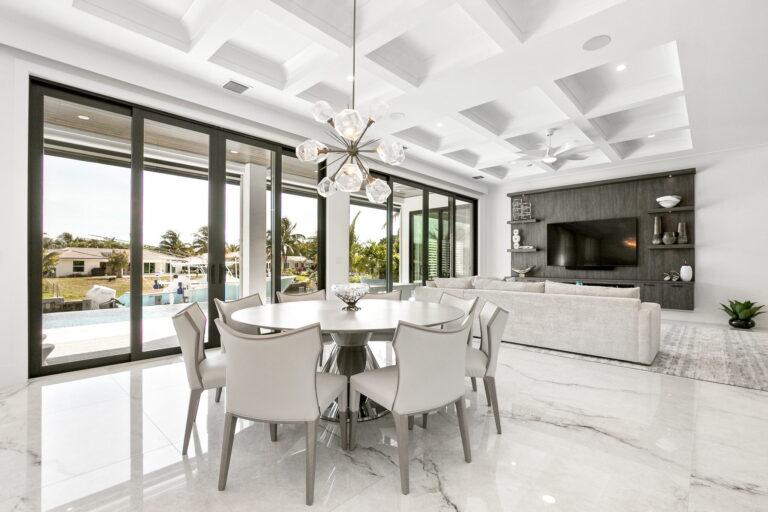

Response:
(1, 335), (766, 511)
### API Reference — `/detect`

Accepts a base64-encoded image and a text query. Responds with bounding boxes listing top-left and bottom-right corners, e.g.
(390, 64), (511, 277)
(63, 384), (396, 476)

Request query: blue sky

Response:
(43, 156), (387, 246)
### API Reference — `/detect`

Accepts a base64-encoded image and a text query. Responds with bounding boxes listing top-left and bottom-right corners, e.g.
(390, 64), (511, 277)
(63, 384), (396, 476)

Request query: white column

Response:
(325, 192), (350, 287)
(240, 163), (267, 299)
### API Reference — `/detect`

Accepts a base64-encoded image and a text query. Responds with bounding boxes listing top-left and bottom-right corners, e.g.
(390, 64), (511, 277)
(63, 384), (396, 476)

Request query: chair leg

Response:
(305, 419), (318, 506)
(182, 389), (203, 456)
(482, 378), (491, 406)
(486, 376), (502, 434)
(215, 387), (223, 403)
(421, 413), (428, 429)
(269, 423), (278, 442)
(455, 398), (472, 463)
(408, 415), (414, 430)
(393, 413), (410, 495)
(218, 413), (237, 490)
(471, 377), (477, 392)
(349, 410), (358, 449)
(339, 411), (349, 450)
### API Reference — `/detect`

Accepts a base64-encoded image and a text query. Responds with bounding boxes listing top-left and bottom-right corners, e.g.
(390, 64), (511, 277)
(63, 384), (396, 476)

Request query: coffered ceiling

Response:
(0, 0), (766, 187)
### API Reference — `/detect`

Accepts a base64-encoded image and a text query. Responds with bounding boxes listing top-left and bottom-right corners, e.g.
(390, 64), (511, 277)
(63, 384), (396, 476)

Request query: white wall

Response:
(482, 145), (768, 325)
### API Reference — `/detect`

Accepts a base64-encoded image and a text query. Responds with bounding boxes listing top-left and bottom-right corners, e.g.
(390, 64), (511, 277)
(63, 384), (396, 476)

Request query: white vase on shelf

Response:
(680, 261), (693, 282)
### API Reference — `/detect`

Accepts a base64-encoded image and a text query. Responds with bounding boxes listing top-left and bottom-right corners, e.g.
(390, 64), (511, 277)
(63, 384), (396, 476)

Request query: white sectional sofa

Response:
(416, 277), (661, 365)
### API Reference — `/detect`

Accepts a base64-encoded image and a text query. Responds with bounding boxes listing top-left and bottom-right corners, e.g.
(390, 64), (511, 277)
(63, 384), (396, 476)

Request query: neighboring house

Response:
(284, 255), (308, 272)
(48, 247), (190, 277)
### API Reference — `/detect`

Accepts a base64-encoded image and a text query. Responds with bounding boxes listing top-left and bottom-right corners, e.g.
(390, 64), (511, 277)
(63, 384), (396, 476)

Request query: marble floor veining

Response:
(1, 339), (767, 512)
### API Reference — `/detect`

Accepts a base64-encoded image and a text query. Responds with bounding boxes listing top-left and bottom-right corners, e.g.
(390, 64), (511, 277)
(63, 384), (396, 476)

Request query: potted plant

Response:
(720, 300), (764, 329)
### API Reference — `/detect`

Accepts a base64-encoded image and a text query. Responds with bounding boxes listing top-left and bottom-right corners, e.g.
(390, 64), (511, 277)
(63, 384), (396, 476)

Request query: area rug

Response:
(504, 322), (768, 392)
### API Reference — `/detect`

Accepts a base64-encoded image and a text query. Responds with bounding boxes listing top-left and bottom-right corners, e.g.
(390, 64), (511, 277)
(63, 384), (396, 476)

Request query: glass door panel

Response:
(225, 139), (273, 302)
(40, 95), (132, 366)
(391, 182), (423, 297)
(349, 187), (387, 292)
(427, 192), (451, 280)
(140, 118), (210, 352)
(279, 155), (319, 295)
(454, 199), (474, 277)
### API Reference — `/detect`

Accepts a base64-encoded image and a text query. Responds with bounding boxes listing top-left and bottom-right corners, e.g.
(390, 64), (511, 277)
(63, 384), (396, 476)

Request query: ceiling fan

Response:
(511, 129), (593, 166)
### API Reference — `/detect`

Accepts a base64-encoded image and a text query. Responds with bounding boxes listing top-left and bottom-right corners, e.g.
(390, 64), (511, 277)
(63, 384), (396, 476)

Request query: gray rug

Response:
(505, 322), (768, 391)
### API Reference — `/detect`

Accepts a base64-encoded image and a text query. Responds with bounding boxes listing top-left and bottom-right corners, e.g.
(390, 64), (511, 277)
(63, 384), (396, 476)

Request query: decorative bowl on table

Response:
(332, 283), (370, 311)
(656, 195), (681, 208)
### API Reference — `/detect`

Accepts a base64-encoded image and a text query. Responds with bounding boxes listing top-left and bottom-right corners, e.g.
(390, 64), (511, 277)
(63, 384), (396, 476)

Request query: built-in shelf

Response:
(647, 206), (695, 214)
(508, 248), (538, 253)
(648, 244), (695, 250)
(507, 219), (539, 225)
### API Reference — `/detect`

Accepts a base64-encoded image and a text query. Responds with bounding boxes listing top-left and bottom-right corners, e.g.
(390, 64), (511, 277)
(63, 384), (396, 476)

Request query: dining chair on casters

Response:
(466, 302), (508, 434)
(215, 320), (348, 506)
(348, 316), (474, 495)
(171, 303), (226, 456)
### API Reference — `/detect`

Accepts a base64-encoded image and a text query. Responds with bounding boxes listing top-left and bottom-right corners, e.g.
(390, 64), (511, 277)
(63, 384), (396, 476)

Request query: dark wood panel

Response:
(663, 282), (695, 310)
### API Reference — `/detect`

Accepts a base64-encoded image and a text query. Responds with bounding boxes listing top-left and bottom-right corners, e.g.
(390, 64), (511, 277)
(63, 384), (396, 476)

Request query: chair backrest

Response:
(171, 303), (206, 390)
(214, 293), (263, 335)
(363, 290), (402, 300)
(478, 302), (509, 377)
(215, 319), (323, 422)
(391, 315), (472, 415)
(276, 289), (326, 303)
(439, 294), (479, 332)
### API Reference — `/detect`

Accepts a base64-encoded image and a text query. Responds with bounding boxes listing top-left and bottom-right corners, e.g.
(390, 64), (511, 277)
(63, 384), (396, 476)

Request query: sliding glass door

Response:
(29, 81), (314, 377)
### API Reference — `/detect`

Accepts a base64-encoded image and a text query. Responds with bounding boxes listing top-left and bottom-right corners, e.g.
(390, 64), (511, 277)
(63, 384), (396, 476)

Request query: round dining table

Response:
(230, 298), (464, 422)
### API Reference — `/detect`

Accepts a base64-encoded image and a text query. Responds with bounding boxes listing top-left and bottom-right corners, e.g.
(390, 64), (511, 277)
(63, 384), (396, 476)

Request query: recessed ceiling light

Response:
(542, 495), (557, 504)
(616, 63), (627, 72)
(648, 133), (656, 138)
(77, 115), (90, 120)
(436, 122), (444, 128)
(230, 150), (239, 154)
(582, 34), (611, 51)
(346, 75), (355, 82)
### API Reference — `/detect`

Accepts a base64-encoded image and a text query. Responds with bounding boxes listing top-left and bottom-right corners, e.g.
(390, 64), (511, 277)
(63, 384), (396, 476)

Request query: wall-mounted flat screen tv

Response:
(547, 218), (638, 269)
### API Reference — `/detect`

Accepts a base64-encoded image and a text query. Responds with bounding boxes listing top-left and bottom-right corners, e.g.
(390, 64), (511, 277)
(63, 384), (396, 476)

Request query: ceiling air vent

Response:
(472, 175), (485, 180)
(223, 80), (249, 94)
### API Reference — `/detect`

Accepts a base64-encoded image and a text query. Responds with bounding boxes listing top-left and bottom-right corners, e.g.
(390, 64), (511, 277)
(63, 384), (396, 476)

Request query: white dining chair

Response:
(214, 292), (264, 335)
(171, 303), (226, 456)
(275, 289), (326, 302)
(363, 290), (402, 300)
(467, 302), (509, 434)
(275, 289), (333, 365)
(215, 320), (348, 506)
(348, 316), (473, 495)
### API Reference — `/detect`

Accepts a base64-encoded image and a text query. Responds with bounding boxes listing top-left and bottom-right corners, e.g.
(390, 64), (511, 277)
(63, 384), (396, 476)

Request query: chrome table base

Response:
(320, 332), (390, 422)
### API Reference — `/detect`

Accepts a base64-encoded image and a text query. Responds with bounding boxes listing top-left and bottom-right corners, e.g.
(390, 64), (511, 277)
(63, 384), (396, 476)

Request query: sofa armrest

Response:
(637, 302), (661, 364)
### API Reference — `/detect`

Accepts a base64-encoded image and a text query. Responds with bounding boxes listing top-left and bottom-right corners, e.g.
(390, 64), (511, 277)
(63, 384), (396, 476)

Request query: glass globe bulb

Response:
(368, 99), (391, 121)
(316, 176), (337, 197)
(335, 162), (364, 192)
(333, 109), (365, 141)
(296, 140), (327, 163)
(365, 178), (391, 204)
(376, 139), (406, 165)
(311, 101), (335, 123)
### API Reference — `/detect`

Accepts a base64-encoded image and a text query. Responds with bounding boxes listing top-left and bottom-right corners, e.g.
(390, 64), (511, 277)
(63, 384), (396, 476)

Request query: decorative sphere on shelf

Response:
(332, 283), (370, 311)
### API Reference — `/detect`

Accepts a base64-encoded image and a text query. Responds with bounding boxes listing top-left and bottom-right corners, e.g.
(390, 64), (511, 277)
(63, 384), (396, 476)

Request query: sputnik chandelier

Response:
(295, 0), (404, 204)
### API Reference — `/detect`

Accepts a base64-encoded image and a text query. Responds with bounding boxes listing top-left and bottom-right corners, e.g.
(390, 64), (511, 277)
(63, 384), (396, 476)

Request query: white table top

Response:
(230, 299), (464, 333)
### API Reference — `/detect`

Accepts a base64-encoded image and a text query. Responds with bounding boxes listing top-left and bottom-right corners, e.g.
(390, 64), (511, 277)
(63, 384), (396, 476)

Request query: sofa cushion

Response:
(474, 278), (545, 293)
(433, 277), (473, 289)
(470, 276), (502, 287)
(544, 280), (641, 299)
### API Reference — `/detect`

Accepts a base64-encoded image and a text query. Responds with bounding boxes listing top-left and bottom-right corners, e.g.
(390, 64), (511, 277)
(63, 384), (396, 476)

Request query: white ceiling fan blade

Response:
(511, 154), (544, 162)
(552, 140), (582, 156)
(513, 149), (546, 158)
(561, 153), (590, 161)
(556, 145), (595, 158)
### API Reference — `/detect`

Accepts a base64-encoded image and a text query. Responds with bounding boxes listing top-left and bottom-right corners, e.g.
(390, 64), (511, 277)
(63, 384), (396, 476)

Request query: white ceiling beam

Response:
(186, 0), (259, 60)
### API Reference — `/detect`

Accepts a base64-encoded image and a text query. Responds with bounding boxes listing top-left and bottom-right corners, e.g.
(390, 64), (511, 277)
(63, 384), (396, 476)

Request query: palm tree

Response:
(158, 230), (189, 256)
(192, 226), (209, 255)
(42, 251), (59, 277)
(102, 250), (129, 278)
(278, 217), (305, 270)
(56, 232), (73, 247)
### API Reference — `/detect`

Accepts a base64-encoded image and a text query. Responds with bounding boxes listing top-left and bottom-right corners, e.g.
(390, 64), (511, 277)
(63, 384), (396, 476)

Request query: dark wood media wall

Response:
(507, 169), (695, 310)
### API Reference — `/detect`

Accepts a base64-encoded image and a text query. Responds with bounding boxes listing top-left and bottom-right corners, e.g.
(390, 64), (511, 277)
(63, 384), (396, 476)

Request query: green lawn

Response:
(42, 276), (160, 301)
